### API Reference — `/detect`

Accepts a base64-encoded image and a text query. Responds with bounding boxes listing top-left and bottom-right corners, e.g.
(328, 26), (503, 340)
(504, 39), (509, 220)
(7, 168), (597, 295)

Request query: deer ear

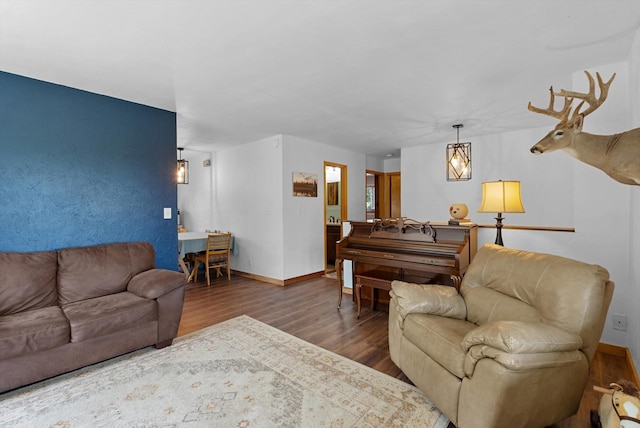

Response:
(571, 114), (584, 130)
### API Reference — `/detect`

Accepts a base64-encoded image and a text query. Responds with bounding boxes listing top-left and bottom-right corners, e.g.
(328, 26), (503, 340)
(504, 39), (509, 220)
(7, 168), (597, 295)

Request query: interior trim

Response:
(477, 224), (575, 233)
(232, 270), (324, 287)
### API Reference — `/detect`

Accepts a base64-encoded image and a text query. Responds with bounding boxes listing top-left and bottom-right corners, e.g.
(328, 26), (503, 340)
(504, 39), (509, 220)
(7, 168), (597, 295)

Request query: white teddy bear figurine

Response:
(449, 203), (469, 221)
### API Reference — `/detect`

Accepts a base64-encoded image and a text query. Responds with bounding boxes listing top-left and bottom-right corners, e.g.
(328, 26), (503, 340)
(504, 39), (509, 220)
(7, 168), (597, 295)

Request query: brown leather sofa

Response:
(0, 242), (186, 393)
(389, 243), (614, 428)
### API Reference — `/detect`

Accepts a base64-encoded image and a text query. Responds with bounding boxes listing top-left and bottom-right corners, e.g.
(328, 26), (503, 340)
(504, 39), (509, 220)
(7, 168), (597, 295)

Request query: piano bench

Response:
(355, 270), (432, 319)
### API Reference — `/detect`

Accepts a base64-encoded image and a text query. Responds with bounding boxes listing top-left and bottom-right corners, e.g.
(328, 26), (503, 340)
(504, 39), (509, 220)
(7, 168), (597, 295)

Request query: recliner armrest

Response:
(463, 345), (585, 375)
(461, 321), (584, 375)
(462, 320), (582, 354)
(128, 269), (186, 300)
(390, 280), (467, 320)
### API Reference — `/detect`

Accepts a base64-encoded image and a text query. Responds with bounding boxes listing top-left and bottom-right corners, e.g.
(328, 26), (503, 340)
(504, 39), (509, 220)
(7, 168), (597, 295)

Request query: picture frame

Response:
(292, 172), (318, 197)
(327, 182), (338, 205)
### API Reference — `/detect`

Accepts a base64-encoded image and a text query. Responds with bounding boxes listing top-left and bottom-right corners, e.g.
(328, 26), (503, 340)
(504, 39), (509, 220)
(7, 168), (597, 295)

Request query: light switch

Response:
(164, 207), (172, 219)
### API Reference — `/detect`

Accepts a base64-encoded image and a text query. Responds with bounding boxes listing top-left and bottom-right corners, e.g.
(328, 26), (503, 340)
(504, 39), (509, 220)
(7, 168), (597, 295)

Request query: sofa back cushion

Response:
(57, 242), (155, 305)
(461, 244), (611, 359)
(0, 251), (58, 315)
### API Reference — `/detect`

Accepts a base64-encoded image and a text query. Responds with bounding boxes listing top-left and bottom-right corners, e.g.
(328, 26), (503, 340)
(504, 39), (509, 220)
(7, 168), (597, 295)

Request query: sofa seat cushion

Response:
(0, 307), (70, 359)
(403, 313), (477, 379)
(62, 292), (157, 343)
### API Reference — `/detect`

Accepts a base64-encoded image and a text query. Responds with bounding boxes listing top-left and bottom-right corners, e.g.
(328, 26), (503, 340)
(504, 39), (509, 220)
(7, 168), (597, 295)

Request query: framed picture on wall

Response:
(292, 172), (318, 197)
(327, 182), (338, 205)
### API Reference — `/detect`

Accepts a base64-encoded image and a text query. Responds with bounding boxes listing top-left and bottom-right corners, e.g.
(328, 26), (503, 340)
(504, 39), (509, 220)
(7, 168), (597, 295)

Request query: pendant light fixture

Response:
(177, 148), (189, 184)
(446, 124), (471, 181)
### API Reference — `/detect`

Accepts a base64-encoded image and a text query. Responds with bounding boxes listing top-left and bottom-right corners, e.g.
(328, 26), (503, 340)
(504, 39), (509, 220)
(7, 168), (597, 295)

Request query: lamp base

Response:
(494, 213), (504, 246)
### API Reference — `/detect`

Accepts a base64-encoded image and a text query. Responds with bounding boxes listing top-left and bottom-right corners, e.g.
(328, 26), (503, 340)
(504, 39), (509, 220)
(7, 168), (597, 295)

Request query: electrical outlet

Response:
(612, 314), (627, 331)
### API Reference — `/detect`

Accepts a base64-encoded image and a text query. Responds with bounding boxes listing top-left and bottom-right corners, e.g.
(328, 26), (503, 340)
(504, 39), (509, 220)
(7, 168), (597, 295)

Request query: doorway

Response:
(387, 172), (401, 218)
(366, 171), (381, 220)
(324, 162), (347, 274)
(366, 170), (401, 219)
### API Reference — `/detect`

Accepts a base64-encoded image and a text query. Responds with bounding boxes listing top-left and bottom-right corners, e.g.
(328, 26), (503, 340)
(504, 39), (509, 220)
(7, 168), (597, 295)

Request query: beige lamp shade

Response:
(478, 180), (525, 213)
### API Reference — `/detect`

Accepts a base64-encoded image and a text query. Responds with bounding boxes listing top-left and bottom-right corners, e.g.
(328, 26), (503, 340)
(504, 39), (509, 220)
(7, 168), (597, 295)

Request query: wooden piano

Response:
(336, 218), (477, 311)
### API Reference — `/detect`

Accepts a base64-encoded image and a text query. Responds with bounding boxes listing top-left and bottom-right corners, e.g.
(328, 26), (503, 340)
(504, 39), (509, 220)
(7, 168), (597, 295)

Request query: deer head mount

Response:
(528, 70), (640, 186)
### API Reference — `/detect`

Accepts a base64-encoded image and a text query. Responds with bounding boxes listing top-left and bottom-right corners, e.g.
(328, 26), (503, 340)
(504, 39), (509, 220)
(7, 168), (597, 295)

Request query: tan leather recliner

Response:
(389, 243), (614, 428)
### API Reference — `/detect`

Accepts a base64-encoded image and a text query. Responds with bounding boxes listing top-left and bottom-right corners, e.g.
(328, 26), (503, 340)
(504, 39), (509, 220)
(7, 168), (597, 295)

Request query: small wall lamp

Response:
(447, 124), (471, 181)
(177, 148), (189, 184)
(477, 180), (525, 246)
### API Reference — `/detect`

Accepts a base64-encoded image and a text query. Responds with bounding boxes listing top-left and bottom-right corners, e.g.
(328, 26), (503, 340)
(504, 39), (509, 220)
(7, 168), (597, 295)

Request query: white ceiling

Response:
(1, 1), (640, 158)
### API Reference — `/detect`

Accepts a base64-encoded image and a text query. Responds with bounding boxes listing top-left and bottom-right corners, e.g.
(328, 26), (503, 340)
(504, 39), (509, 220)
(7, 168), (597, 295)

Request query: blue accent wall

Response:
(0, 71), (178, 269)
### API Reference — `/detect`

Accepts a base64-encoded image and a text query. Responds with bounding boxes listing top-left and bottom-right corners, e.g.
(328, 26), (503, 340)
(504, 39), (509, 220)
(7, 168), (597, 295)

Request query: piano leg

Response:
(451, 274), (462, 291)
(336, 258), (343, 310)
(355, 277), (363, 319)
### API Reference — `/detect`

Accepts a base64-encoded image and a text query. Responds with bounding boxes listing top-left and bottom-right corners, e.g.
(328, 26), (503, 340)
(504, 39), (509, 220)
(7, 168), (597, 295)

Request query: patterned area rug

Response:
(0, 315), (448, 427)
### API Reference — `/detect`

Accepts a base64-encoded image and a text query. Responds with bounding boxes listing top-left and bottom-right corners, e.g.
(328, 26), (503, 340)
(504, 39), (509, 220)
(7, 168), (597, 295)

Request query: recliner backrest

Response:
(461, 244), (613, 362)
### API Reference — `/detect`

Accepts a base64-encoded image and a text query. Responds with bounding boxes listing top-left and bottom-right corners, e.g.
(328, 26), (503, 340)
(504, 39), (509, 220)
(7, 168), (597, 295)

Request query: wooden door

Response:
(378, 172), (400, 219)
(389, 173), (401, 218)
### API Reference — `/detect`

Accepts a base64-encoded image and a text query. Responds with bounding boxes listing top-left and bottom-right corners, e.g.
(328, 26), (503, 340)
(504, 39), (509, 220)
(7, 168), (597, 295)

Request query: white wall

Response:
(384, 157), (401, 173)
(177, 149), (213, 232)
(366, 155), (384, 172)
(181, 134), (366, 282)
(628, 27), (640, 370)
(403, 127), (576, 229)
(283, 135), (366, 279)
(210, 135), (285, 279)
(365, 155), (401, 173)
(403, 62), (638, 358)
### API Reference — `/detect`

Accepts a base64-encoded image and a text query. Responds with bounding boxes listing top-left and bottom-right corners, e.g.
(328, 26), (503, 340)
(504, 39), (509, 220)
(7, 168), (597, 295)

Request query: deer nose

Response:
(530, 146), (542, 154)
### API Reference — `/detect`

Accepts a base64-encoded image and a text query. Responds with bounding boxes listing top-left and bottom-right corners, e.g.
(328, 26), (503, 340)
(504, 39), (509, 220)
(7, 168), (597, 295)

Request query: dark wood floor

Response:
(178, 274), (637, 428)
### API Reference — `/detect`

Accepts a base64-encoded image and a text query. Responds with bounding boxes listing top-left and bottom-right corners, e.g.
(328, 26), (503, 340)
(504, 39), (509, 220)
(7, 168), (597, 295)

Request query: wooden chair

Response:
(193, 233), (232, 285)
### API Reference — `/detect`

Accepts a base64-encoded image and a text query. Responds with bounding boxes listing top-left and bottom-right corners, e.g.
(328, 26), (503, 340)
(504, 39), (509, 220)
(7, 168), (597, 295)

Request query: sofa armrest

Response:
(128, 269), (186, 300)
(390, 280), (466, 320)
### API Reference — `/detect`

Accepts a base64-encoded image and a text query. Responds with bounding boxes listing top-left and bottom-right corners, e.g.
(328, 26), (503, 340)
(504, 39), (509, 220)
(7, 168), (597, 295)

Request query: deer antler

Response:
(528, 71), (616, 125)
(554, 71), (616, 119)
(527, 86), (573, 124)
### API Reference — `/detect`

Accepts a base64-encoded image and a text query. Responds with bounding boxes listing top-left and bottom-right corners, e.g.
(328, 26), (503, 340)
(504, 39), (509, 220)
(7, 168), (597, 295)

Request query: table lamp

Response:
(477, 180), (525, 246)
